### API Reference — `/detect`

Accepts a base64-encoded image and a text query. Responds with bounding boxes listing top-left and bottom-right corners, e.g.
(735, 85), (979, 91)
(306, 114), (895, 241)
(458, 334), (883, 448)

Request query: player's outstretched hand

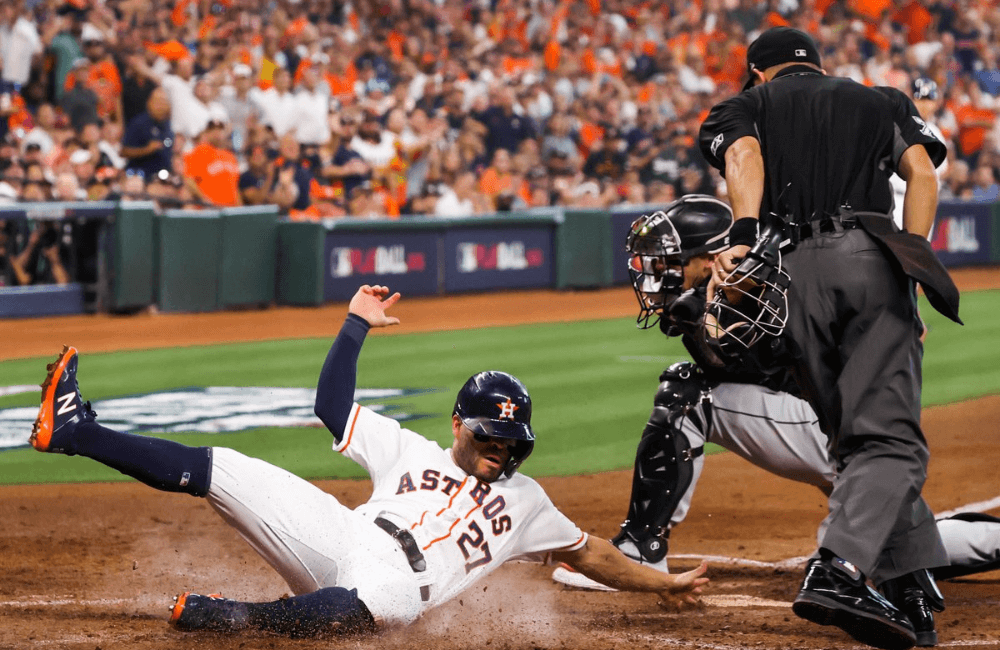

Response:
(657, 560), (709, 610)
(349, 285), (401, 328)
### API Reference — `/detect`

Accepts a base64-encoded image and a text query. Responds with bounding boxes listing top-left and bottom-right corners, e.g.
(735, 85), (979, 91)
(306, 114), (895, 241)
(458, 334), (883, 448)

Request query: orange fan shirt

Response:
(183, 144), (241, 206)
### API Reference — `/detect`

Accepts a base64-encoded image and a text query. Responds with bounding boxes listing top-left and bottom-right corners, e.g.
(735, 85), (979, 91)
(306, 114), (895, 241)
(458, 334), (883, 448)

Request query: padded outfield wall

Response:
(0, 199), (997, 318)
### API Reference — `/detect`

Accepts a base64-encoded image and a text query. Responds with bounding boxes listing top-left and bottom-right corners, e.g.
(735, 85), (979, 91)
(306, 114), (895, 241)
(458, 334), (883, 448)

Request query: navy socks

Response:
(70, 421), (213, 497)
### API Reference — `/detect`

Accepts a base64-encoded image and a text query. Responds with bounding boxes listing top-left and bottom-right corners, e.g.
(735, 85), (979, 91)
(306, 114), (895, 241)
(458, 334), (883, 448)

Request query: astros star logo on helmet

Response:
(497, 398), (519, 420)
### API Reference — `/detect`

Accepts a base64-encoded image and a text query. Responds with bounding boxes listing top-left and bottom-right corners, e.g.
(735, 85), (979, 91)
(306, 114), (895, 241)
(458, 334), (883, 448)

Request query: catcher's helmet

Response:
(453, 371), (535, 478)
(626, 195), (732, 329)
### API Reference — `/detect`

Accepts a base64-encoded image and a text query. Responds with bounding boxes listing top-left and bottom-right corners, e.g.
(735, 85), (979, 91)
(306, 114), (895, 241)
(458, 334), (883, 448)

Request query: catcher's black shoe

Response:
(30, 346), (96, 454)
(793, 556), (917, 650)
(882, 571), (945, 647)
(169, 592), (250, 632)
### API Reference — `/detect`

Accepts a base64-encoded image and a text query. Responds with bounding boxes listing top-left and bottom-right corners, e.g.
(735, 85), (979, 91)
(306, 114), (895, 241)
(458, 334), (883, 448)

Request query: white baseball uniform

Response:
(672, 381), (998, 573)
(206, 402), (586, 626)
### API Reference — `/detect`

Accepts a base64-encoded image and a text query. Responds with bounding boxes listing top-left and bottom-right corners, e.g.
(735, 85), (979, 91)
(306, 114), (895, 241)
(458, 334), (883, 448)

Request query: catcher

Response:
(552, 196), (1000, 648)
(29, 284), (708, 637)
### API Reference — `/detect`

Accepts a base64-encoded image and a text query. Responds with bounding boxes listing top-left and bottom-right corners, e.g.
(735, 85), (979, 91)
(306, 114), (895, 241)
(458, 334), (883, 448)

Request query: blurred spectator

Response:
(14, 221), (70, 284)
(970, 164), (1000, 202)
(0, 0), (997, 226)
(252, 67), (297, 138)
(0, 157), (22, 201)
(121, 87), (173, 180)
(324, 111), (370, 201)
(477, 86), (536, 158)
(272, 133), (314, 215)
(479, 148), (529, 210)
(218, 63), (260, 158)
(22, 103), (56, 154)
(1, 2), (43, 87)
(61, 59), (100, 132)
(0, 219), (28, 286)
(583, 129), (627, 182)
(350, 112), (396, 181)
(239, 144), (277, 206)
(541, 113), (579, 164)
(64, 24), (121, 125)
(132, 55), (212, 141)
(346, 180), (387, 218)
(44, 9), (83, 103)
(120, 48), (160, 128)
(435, 171), (490, 217)
(52, 171), (85, 201)
(940, 159), (971, 200)
(403, 182), (440, 217)
(119, 172), (145, 200)
(182, 108), (241, 207)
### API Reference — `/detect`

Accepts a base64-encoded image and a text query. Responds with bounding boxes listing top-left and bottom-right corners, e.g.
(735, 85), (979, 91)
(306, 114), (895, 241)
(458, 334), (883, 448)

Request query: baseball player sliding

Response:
(29, 284), (707, 636)
(553, 196), (1000, 647)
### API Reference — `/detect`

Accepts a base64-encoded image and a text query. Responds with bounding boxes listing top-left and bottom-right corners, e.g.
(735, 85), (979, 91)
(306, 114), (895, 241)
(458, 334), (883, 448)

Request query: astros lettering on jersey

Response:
(339, 402), (587, 609)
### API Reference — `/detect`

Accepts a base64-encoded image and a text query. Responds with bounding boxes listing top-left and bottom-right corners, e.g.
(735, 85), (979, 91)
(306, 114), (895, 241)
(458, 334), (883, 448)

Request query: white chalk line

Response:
(0, 597), (129, 607)
(670, 553), (812, 570)
(600, 631), (1000, 649)
(937, 495), (1000, 519)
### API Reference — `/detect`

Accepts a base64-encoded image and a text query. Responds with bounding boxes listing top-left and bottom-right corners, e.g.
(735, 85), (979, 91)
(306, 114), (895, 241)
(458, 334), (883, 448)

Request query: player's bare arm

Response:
(551, 537), (709, 607)
(715, 135), (763, 280)
(348, 284), (401, 327)
(897, 144), (938, 239)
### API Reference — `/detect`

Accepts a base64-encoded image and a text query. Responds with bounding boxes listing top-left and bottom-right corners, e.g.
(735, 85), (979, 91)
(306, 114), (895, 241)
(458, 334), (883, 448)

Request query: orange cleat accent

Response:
(30, 345), (79, 452)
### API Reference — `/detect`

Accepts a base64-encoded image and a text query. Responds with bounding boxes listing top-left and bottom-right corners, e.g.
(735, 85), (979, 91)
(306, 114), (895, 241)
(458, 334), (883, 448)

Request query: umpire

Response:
(698, 27), (962, 650)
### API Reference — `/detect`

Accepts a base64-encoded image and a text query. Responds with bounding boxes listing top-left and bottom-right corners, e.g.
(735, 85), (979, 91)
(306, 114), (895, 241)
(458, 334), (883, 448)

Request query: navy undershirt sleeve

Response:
(314, 314), (370, 442)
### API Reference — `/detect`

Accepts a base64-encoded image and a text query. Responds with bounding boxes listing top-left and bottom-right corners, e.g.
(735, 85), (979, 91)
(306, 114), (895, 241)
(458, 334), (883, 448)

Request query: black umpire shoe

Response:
(793, 556), (917, 650)
(882, 571), (945, 647)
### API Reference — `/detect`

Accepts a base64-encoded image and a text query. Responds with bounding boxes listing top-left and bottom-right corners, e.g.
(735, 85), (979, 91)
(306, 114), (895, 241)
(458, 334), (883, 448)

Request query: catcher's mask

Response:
(626, 195), (732, 330)
(453, 371), (535, 478)
(701, 211), (791, 364)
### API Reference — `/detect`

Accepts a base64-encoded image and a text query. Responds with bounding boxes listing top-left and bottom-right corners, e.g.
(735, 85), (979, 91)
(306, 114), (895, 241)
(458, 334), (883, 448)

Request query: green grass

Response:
(1, 291), (995, 486)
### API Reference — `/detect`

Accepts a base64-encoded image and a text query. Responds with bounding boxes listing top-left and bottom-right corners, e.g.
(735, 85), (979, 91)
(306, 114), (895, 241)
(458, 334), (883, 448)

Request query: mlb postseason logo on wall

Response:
(443, 226), (553, 292)
(330, 245), (427, 277)
(0, 386), (431, 450)
(931, 201), (993, 266)
(323, 231), (439, 301)
(455, 241), (544, 273)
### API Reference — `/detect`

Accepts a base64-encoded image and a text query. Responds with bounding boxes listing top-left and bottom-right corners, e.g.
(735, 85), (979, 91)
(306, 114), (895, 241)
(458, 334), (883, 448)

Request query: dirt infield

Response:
(3, 269), (999, 650)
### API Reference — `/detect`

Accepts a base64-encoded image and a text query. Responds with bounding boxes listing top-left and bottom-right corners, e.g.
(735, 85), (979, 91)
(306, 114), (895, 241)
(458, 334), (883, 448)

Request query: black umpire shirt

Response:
(697, 65), (945, 221)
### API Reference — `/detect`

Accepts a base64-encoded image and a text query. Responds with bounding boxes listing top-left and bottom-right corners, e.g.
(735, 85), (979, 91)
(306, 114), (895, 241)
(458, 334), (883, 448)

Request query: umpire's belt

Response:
(788, 213), (860, 244)
(374, 517), (431, 601)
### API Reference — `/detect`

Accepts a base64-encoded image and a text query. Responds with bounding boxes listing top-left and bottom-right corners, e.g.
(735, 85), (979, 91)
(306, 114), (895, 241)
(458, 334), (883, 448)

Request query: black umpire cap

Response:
(742, 27), (822, 91)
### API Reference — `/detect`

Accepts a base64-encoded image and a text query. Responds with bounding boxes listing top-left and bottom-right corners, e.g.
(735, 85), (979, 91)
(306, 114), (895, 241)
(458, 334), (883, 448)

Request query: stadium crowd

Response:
(2, 0), (1000, 285)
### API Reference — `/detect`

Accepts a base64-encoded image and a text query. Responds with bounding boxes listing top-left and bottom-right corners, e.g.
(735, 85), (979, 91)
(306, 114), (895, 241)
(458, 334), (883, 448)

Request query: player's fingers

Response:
(384, 316), (401, 326)
(381, 292), (402, 309)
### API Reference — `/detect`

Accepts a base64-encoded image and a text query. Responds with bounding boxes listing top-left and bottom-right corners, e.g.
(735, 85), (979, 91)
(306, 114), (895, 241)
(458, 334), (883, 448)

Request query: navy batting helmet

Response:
(626, 195), (732, 329)
(453, 371), (535, 478)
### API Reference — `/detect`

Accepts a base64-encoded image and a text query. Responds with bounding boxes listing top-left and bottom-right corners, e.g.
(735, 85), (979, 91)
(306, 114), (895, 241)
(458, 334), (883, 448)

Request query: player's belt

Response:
(374, 517), (431, 601)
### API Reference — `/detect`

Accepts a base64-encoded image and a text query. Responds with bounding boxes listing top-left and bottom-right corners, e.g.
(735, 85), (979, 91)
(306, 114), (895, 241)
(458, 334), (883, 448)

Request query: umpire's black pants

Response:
(783, 226), (948, 584)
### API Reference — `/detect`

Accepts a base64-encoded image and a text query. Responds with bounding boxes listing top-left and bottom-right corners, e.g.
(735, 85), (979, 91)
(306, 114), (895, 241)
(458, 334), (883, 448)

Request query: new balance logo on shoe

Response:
(56, 392), (78, 416)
